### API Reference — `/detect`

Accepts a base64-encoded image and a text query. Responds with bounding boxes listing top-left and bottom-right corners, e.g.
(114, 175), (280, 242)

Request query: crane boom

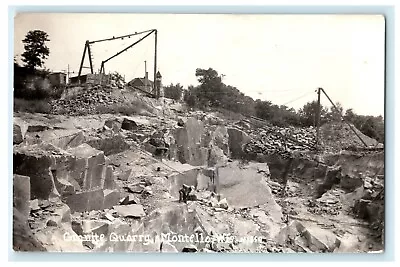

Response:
(89, 29), (155, 44)
(77, 29), (159, 97)
(103, 30), (154, 64)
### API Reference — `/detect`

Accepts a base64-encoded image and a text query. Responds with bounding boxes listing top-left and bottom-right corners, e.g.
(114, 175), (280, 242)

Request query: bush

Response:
(164, 83), (183, 101)
(14, 98), (51, 114)
(50, 85), (66, 99)
(14, 64), (64, 100)
(14, 75), (57, 100)
(31, 78), (52, 99)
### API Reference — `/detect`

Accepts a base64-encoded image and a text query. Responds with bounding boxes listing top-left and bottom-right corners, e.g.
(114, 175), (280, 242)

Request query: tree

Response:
(344, 108), (357, 122)
(299, 101), (328, 127)
(164, 83), (183, 101)
(254, 100), (299, 127)
(195, 68), (224, 107)
(360, 116), (377, 139)
(327, 102), (344, 122)
(373, 116), (385, 143)
(21, 30), (50, 71)
(342, 109), (384, 143)
(183, 85), (199, 108)
(255, 100), (274, 121)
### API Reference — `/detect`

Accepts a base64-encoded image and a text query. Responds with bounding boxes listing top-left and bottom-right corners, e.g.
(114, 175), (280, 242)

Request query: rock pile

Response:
(319, 122), (381, 153)
(306, 195), (343, 216)
(108, 73), (126, 89)
(244, 126), (316, 158)
(238, 120), (380, 157)
(50, 85), (124, 115)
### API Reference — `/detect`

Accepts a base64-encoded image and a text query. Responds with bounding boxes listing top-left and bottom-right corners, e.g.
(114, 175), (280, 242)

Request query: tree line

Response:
(163, 67), (384, 143)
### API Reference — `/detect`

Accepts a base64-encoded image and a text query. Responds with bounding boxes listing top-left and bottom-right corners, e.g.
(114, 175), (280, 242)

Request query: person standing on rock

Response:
(206, 145), (221, 194)
(178, 184), (195, 203)
(209, 166), (219, 194)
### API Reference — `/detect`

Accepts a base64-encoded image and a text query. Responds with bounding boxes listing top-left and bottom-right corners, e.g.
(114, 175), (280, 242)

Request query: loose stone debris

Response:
(13, 86), (384, 253)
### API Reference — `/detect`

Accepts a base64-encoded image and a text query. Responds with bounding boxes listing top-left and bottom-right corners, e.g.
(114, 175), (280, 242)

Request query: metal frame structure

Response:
(77, 29), (159, 97)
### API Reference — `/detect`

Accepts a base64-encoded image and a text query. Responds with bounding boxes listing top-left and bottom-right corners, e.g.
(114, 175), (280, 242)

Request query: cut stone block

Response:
(104, 166), (117, 189)
(67, 144), (106, 191)
(13, 143), (61, 200)
(13, 174), (31, 218)
(103, 189), (120, 209)
(64, 189), (104, 212)
(13, 117), (28, 144)
(113, 204), (145, 218)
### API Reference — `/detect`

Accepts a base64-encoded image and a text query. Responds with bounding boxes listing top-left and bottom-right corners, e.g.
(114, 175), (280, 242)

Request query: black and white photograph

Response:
(12, 13), (385, 253)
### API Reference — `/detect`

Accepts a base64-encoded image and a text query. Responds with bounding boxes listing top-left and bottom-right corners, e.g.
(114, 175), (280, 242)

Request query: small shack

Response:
(48, 72), (67, 87)
(69, 73), (110, 85)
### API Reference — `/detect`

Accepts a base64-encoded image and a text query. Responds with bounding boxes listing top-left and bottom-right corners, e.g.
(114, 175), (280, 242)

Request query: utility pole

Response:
(153, 30), (158, 98)
(67, 64), (70, 84)
(144, 60), (148, 91)
(61, 64), (73, 85)
(315, 88), (321, 150)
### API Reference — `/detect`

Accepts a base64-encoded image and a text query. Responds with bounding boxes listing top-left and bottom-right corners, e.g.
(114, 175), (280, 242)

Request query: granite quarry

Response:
(12, 84), (385, 253)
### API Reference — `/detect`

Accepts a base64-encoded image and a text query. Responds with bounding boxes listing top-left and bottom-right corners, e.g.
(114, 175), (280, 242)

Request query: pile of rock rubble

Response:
(236, 119), (382, 158)
(50, 85), (124, 116)
(319, 122), (382, 153)
(108, 73), (126, 89)
(243, 125), (317, 158)
(306, 192), (343, 216)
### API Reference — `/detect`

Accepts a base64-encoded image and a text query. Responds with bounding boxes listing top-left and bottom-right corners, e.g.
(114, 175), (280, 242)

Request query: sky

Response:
(13, 13), (385, 116)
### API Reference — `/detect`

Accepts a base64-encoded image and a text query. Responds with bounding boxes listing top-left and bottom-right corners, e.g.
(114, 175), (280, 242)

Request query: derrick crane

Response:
(77, 29), (159, 97)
